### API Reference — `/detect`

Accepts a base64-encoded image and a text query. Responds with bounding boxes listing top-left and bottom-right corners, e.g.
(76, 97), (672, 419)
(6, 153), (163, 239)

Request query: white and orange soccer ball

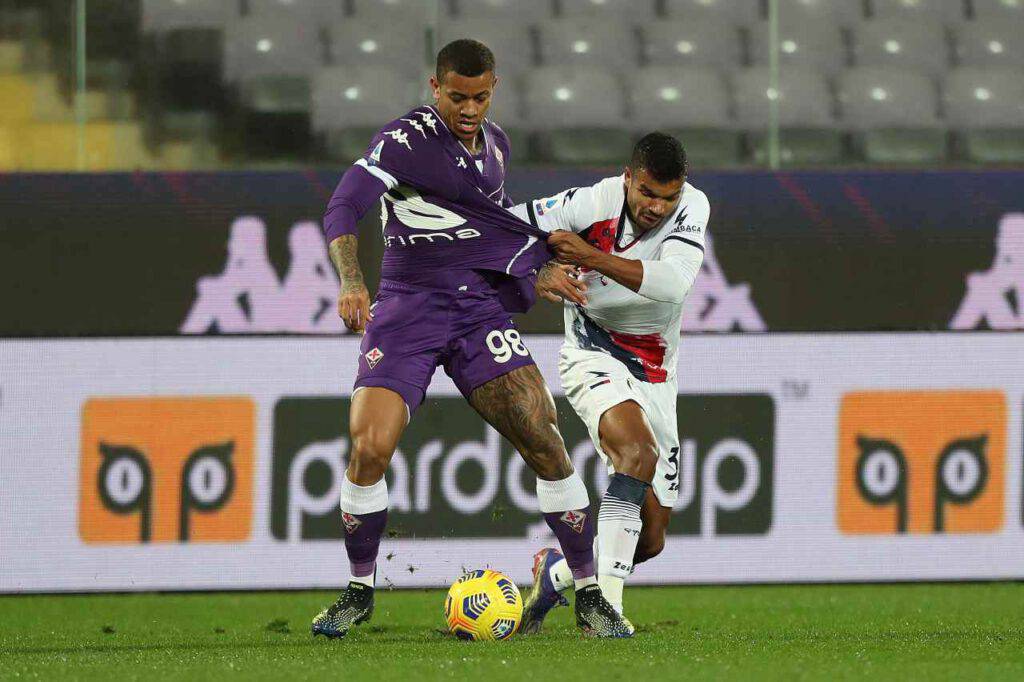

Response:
(444, 569), (523, 641)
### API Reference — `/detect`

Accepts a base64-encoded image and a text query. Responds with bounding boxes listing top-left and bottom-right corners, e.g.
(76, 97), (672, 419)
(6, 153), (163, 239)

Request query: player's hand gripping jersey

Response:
(513, 175), (710, 383)
(324, 105), (550, 313)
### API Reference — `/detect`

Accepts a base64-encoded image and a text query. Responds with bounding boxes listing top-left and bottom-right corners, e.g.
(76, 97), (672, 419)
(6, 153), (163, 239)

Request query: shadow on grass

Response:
(4, 627), (567, 657)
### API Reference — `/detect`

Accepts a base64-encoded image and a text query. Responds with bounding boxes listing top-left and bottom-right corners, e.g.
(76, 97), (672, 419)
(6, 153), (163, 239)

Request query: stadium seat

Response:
(867, 0), (966, 23)
(838, 67), (946, 163)
(223, 15), (323, 81)
(239, 76), (312, 113)
(349, 0), (435, 22)
(245, 0), (345, 24)
(971, 0), (1024, 23)
(773, 0), (863, 25)
(557, 0), (657, 20)
(945, 68), (1024, 162)
(953, 20), (1024, 69)
(749, 15), (847, 76)
(733, 66), (842, 164)
(642, 18), (742, 71)
(627, 66), (740, 166)
(449, 0), (554, 20)
(851, 19), (950, 78)
(151, 27), (224, 110)
(327, 20), (425, 70)
(141, 0), (237, 32)
(536, 18), (639, 70)
(0, 75), (34, 124)
(662, 0), (761, 26)
(524, 66), (631, 164)
(436, 19), (534, 78)
(14, 122), (151, 171)
(312, 66), (419, 159)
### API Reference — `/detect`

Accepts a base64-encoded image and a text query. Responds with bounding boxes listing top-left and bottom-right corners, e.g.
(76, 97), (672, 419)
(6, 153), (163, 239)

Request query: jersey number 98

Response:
(486, 329), (529, 364)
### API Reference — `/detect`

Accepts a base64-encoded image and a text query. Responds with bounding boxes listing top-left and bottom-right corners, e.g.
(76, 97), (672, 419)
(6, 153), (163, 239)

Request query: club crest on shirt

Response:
(495, 145), (505, 172)
(365, 347), (384, 368)
(559, 510), (587, 533)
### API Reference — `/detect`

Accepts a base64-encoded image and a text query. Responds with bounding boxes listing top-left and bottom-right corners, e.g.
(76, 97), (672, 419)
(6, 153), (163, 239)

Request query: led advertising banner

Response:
(1, 170), (1022, 336)
(1, 333), (1021, 593)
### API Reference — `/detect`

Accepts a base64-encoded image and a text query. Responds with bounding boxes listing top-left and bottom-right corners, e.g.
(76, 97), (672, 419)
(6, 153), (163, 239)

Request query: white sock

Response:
(574, 576), (597, 590)
(596, 473), (648, 615)
(350, 573), (374, 588)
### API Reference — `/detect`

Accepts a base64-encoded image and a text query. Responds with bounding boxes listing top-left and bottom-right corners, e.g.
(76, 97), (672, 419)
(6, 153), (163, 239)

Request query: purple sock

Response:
(544, 509), (596, 581)
(341, 509), (387, 579)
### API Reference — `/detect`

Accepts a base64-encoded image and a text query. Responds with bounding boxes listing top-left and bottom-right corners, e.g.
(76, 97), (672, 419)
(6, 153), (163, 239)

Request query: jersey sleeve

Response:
(322, 163), (389, 243)
(509, 179), (609, 234)
(358, 111), (459, 201)
(637, 189), (711, 304)
(659, 188), (710, 254)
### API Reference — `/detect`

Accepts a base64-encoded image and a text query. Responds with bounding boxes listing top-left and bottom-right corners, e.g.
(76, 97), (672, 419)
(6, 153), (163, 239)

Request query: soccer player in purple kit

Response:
(310, 39), (634, 639)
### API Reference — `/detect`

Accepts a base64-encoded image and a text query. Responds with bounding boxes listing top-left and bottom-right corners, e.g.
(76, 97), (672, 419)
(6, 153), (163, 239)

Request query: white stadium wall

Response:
(1, 334), (1022, 593)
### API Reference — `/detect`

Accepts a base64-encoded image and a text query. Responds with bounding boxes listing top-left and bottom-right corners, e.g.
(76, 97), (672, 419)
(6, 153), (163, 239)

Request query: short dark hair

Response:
(435, 39), (496, 81)
(630, 132), (688, 183)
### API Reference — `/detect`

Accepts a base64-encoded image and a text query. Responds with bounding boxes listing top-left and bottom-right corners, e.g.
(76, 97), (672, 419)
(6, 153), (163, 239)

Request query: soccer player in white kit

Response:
(510, 133), (709, 631)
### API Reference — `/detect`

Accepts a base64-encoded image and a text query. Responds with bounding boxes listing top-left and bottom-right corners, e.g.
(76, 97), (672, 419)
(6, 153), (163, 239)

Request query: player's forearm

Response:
(328, 235), (366, 292)
(580, 250), (644, 293)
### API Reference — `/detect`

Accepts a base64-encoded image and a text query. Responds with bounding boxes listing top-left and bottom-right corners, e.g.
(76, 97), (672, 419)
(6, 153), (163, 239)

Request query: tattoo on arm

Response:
(328, 235), (365, 293)
(537, 262), (559, 288)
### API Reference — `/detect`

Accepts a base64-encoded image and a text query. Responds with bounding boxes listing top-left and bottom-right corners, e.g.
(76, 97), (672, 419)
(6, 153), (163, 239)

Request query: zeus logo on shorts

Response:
(837, 391), (1006, 534)
(79, 397), (254, 544)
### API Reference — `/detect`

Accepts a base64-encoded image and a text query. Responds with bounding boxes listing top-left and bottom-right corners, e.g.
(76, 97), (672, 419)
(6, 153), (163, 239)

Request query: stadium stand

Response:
(1, 0), (1023, 168)
(734, 65), (842, 164)
(525, 65), (631, 164)
(642, 18), (742, 72)
(944, 67), (1024, 162)
(839, 66), (947, 163)
(851, 18), (950, 78)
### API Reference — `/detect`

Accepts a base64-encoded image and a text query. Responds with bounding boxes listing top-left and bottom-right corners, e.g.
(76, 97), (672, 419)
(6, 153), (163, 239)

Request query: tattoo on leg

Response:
(469, 366), (572, 479)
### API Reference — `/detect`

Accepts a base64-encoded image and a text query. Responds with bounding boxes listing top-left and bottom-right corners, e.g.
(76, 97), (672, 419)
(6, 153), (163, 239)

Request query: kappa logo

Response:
(341, 511), (362, 534)
(559, 510), (587, 533)
(365, 347), (384, 368)
(838, 390), (1006, 534)
(400, 117), (427, 139)
(950, 213), (1024, 330)
(681, 233), (766, 333)
(384, 129), (411, 150)
(456, 157), (468, 169)
(417, 110), (439, 135)
(79, 397), (254, 544)
(181, 216), (346, 334)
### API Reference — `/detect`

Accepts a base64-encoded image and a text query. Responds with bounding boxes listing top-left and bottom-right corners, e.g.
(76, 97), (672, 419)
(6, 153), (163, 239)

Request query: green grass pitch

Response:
(2, 584), (1022, 680)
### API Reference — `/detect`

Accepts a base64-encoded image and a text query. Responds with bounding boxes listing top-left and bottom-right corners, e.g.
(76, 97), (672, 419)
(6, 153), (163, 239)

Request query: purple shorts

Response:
(354, 273), (536, 412)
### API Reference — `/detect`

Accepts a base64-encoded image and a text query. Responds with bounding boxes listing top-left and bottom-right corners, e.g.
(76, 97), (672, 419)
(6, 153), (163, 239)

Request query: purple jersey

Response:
(347, 107), (548, 306)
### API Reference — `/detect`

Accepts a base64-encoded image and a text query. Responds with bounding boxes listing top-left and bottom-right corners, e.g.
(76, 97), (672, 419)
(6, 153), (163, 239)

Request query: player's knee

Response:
(608, 440), (659, 483)
(348, 428), (394, 484)
(523, 433), (573, 480)
(634, 534), (665, 564)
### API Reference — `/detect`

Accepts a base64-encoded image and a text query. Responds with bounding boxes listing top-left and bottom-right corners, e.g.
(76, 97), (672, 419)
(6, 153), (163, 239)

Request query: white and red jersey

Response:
(512, 175), (710, 383)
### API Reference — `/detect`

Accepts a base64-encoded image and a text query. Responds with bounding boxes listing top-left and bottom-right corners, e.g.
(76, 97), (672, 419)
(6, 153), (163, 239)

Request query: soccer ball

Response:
(444, 569), (523, 641)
